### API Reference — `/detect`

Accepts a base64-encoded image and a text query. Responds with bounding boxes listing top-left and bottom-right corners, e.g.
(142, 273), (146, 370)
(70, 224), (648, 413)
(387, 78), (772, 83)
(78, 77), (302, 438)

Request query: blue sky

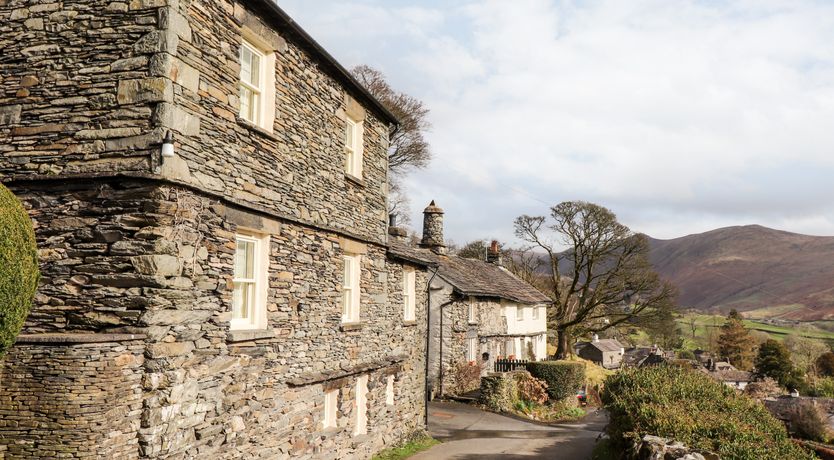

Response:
(279, 0), (834, 245)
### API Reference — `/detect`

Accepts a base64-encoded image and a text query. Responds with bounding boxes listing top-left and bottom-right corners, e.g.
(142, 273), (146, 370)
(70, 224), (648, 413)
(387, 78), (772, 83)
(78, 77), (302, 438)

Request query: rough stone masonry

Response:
(0, 0), (429, 458)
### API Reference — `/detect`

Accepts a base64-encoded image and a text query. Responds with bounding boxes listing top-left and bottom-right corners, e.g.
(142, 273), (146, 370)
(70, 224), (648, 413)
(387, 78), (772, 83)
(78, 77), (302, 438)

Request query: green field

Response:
(676, 313), (834, 349)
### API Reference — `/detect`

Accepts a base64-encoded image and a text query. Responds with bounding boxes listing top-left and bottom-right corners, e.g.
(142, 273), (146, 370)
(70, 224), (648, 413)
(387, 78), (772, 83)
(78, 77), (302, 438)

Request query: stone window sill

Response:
(402, 320), (417, 327)
(340, 322), (364, 332)
(227, 329), (275, 343)
(237, 117), (280, 142)
(345, 173), (365, 187)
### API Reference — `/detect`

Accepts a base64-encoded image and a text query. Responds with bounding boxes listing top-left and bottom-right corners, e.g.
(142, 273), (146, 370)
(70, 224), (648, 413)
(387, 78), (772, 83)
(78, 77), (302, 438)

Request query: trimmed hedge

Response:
(526, 360), (585, 400)
(602, 365), (815, 460)
(0, 184), (39, 357)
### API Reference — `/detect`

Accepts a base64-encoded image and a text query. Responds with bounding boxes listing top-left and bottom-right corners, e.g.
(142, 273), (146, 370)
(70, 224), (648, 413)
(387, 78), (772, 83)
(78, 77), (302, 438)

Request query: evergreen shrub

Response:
(602, 365), (815, 460)
(526, 360), (585, 400)
(0, 184), (39, 356)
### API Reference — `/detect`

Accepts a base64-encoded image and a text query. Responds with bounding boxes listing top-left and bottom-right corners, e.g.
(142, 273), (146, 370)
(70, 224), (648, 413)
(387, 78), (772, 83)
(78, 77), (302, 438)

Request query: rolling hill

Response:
(648, 225), (834, 320)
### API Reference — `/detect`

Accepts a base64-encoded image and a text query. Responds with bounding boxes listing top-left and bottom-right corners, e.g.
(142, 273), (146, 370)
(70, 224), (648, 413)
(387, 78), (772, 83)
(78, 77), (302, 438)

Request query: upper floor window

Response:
(342, 254), (361, 324)
(516, 306), (524, 321)
(403, 267), (416, 321)
(239, 40), (264, 126)
(532, 306), (539, 320)
(232, 233), (269, 330)
(344, 117), (363, 177)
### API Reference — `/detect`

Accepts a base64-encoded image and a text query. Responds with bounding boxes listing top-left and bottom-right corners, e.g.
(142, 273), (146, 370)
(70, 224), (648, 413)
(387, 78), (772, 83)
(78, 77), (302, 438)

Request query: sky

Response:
(279, 0), (834, 246)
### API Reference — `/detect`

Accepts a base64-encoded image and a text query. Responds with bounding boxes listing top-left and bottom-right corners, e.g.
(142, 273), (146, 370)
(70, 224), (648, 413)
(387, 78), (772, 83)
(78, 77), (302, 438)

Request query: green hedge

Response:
(602, 365), (815, 460)
(0, 184), (39, 357)
(526, 360), (585, 400)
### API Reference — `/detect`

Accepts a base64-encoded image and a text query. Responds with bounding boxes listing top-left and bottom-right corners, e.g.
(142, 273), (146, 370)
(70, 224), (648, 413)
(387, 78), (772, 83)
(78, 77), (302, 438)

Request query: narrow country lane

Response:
(411, 401), (607, 460)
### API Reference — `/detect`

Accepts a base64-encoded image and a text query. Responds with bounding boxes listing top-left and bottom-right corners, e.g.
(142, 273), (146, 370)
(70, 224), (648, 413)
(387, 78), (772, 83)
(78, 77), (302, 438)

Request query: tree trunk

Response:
(554, 328), (570, 360)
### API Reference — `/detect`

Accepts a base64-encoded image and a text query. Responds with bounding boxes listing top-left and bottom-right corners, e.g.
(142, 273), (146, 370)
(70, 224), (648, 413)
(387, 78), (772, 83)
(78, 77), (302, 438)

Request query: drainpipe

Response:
(424, 264), (439, 429)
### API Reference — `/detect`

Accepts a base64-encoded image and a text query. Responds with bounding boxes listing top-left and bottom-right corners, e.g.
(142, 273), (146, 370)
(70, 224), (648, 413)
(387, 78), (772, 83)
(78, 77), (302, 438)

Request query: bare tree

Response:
(350, 65), (431, 175)
(514, 201), (677, 359)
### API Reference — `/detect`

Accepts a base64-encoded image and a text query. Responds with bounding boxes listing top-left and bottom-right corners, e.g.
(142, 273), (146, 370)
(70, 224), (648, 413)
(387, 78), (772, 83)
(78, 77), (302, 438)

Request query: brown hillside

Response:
(648, 225), (834, 320)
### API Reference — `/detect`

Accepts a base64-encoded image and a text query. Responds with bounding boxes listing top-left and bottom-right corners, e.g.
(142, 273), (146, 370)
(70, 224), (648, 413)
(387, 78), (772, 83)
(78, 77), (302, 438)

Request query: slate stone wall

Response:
(1, 0), (412, 456)
(0, 336), (145, 459)
(0, 0), (164, 178)
(3, 180), (426, 458)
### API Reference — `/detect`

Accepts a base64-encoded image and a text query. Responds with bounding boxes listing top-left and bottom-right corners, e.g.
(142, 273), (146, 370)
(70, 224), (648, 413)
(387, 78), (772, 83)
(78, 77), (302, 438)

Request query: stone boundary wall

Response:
(0, 335), (145, 459)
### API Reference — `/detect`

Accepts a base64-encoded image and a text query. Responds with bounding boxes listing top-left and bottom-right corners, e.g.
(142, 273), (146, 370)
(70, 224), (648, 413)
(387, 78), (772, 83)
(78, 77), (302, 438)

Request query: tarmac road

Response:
(411, 401), (608, 460)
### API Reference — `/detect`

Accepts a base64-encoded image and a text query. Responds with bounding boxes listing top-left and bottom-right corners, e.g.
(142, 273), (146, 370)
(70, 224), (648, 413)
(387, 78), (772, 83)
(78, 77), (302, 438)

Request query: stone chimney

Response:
(592, 333), (599, 343)
(387, 213), (407, 242)
(486, 240), (502, 265)
(419, 200), (445, 253)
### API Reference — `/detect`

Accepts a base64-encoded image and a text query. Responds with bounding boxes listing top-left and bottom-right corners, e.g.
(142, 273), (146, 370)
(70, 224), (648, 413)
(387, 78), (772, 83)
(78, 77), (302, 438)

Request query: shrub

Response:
(816, 352), (834, 377)
(790, 400), (831, 443)
(527, 360), (585, 400)
(0, 184), (39, 357)
(809, 376), (834, 397)
(514, 371), (548, 405)
(676, 350), (695, 360)
(602, 365), (815, 460)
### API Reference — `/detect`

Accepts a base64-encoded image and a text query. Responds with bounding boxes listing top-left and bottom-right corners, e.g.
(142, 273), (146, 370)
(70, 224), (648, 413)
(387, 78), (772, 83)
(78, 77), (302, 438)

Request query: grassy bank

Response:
(371, 434), (439, 460)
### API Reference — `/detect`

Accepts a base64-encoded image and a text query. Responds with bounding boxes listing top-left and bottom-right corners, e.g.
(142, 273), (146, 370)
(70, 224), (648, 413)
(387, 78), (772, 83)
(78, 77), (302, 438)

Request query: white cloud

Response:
(279, 0), (834, 242)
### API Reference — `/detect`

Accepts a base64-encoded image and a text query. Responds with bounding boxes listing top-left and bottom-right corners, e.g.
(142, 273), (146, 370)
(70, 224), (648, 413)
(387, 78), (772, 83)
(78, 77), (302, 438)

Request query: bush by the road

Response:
(526, 360), (584, 401)
(0, 184), (39, 357)
(602, 365), (815, 460)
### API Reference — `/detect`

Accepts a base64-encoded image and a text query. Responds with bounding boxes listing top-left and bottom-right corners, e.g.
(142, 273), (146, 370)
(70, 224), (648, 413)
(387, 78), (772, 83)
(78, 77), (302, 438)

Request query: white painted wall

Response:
(503, 301), (547, 335)
(502, 301), (548, 360)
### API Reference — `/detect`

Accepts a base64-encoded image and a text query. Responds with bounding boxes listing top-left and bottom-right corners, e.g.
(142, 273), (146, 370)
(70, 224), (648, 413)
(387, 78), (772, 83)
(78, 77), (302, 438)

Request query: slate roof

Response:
(589, 339), (624, 353)
(712, 369), (754, 382)
(388, 242), (551, 304)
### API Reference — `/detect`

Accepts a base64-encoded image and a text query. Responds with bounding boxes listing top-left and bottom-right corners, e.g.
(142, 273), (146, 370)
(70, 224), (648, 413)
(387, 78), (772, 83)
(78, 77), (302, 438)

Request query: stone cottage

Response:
(575, 335), (625, 369)
(389, 202), (551, 397)
(0, 0), (430, 458)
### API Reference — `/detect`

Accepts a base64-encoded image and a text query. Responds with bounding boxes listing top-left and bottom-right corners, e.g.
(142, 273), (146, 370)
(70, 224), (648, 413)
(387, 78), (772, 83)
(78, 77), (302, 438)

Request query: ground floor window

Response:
(466, 337), (477, 362)
(386, 375), (395, 406)
(354, 374), (369, 436)
(323, 389), (338, 429)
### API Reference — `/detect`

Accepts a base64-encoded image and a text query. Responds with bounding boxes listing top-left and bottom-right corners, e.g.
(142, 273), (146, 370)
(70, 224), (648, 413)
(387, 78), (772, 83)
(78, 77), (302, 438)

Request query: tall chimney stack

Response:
(419, 200), (445, 253)
(486, 240), (502, 265)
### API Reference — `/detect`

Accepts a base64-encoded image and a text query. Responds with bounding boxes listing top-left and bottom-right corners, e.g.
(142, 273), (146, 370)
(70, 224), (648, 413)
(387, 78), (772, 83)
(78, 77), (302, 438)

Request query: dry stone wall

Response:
(0, 335), (145, 459)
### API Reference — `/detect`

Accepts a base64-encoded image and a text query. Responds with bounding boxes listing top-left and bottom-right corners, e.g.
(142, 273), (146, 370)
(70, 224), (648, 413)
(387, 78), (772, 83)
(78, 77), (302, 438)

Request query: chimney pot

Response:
(486, 240), (502, 265)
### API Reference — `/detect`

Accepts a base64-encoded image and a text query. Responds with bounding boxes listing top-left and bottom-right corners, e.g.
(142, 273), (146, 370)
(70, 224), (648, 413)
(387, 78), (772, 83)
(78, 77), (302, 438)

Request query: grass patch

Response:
(676, 312), (834, 347)
(371, 434), (440, 460)
(591, 438), (615, 460)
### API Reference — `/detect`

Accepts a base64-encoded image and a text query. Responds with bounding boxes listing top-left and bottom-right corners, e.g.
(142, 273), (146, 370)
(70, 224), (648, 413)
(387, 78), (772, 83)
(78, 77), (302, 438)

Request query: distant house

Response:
(389, 203), (550, 397)
(622, 345), (671, 367)
(575, 335), (624, 369)
(698, 360), (753, 390)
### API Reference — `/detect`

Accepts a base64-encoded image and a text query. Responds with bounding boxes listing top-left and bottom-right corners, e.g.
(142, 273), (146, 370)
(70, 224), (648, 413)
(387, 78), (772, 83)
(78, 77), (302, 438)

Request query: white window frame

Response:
(468, 302), (477, 324)
(516, 305), (524, 321)
(466, 337), (478, 362)
(354, 374), (369, 436)
(532, 306), (539, 320)
(403, 267), (416, 321)
(342, 254), (361, 324)
(344, 117), (363, 177)
(239, 40), (265, 126)
(385, 375), (395, 406)
(323, 389), (338, 429)
(231, 233), (269, 331)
